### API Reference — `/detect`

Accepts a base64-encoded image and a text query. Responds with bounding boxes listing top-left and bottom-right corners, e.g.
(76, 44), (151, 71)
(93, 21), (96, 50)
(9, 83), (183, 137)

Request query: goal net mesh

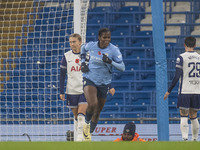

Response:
(0, 0), (89, 141)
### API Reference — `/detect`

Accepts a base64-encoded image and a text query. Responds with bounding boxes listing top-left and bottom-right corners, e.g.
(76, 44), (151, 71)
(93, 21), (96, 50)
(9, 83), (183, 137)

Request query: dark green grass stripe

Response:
(0, 142), (200, 150)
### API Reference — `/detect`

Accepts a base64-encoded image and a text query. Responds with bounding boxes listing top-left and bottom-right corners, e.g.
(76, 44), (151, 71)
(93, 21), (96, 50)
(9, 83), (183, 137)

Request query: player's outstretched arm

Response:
(111, 61), (125, 72)
(103, 49), (125, 72)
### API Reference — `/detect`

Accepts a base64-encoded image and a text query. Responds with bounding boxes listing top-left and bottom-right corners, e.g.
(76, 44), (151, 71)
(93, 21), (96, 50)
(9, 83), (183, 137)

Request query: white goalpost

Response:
(74, 0), (89, 43)
(0, 0), (89, 141)
(73, 0), (89, 141)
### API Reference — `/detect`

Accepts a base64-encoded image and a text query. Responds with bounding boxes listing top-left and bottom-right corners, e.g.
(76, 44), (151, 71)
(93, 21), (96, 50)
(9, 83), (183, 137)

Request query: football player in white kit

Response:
(164, 36), (200, 141)
(60, 34), (87, 141)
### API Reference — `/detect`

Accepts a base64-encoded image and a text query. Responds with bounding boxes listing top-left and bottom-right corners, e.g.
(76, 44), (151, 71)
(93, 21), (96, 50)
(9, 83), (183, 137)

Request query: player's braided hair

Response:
(98, 28), (111, 37)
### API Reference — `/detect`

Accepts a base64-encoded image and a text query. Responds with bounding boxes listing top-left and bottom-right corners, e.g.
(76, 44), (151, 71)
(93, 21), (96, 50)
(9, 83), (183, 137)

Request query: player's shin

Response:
(190, 118), (199, 141)
(85, 111), (93, 124)
(90, 121), (97, 133)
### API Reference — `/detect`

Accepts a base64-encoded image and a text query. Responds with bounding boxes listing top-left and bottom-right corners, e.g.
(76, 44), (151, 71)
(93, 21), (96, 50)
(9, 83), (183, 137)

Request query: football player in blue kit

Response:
(80, 28), (125, 141)
(164, 36), (200, 141)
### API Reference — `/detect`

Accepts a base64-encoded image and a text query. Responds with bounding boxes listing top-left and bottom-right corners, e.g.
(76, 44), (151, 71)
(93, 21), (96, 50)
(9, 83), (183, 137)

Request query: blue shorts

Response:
(83, 77), (110, 99)
(177, 94), (200, 111)
(66, 93), (87, 108)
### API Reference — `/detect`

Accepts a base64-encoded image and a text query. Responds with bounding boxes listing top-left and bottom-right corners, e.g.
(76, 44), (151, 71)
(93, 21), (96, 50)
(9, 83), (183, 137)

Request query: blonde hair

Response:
(69, 33), (82, 42)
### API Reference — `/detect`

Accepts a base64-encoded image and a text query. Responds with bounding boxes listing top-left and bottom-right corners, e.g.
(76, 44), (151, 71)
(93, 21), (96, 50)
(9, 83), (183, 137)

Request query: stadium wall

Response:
(0, 124), (194, 141)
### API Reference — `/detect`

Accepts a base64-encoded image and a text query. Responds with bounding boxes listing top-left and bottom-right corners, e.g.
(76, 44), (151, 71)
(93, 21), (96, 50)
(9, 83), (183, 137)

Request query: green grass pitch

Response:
(1, 142), (200, 150)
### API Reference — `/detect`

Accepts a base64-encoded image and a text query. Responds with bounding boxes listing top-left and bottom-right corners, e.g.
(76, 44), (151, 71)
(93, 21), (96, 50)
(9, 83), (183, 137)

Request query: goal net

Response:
(0, 0), (89, 141)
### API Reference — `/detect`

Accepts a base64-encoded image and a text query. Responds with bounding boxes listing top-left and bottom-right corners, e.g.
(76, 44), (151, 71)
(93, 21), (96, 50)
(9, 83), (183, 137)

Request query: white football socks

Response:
(191, 118), (199, 141)
(74, 118), (78, 141)
(77, 113), (85, 141)
(180, 117), (189, 141)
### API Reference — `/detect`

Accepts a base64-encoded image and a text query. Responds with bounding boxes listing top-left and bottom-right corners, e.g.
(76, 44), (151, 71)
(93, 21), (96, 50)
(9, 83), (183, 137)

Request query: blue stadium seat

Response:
(111, 38), (127, 47)
(42, 19), (49, 25)
(135, 30), (152, 36)
(112, 30), (129, 36)
(125, 48), (152, 59)
(49, 12), (56, 18)
(115, 17), (139, 24)
(111, 80), (132, 91)
(89, 6), (113, 13)
(87, 24), (101, 32)
(49, 18), (55, 24)
(43, 7), (50, 12)
(86, 29), (98, 36)
(86, 36), (97, 42)
(35, 19), (42, 25)
(55, 11), (62, 17)
(165, 42), (177, 48)
(88, 6), (113, 20)
(115, 24), (135, 33)
(34, 25), (41, 31)
(132, 41), (152, 47)
(87, 18), (104, 24)
(42, 7), (62, 13)
(119, 6), (144, 12)
(118, 6), (145, 20)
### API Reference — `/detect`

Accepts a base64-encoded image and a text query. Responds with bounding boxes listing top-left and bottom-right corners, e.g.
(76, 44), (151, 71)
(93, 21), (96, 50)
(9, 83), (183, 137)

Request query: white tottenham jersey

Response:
(176, 51), (200, 94)
(62, 50), (83, 94)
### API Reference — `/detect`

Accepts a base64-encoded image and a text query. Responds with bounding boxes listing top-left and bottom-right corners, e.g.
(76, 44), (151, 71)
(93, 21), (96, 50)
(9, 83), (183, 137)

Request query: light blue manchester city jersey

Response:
(81, 41), (125, 85)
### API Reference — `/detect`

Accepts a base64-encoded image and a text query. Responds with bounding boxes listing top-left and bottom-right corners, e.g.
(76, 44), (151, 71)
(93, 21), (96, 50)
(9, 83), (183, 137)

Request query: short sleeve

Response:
(176, 56), (183, 69)
(60, 55), (67, 69)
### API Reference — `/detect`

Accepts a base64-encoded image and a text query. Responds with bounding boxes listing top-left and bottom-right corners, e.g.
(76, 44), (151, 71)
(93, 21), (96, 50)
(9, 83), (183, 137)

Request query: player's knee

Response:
(189, 110), (198, 118)
(88, 100), (98, 108)
(180, 109), (189, 116)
